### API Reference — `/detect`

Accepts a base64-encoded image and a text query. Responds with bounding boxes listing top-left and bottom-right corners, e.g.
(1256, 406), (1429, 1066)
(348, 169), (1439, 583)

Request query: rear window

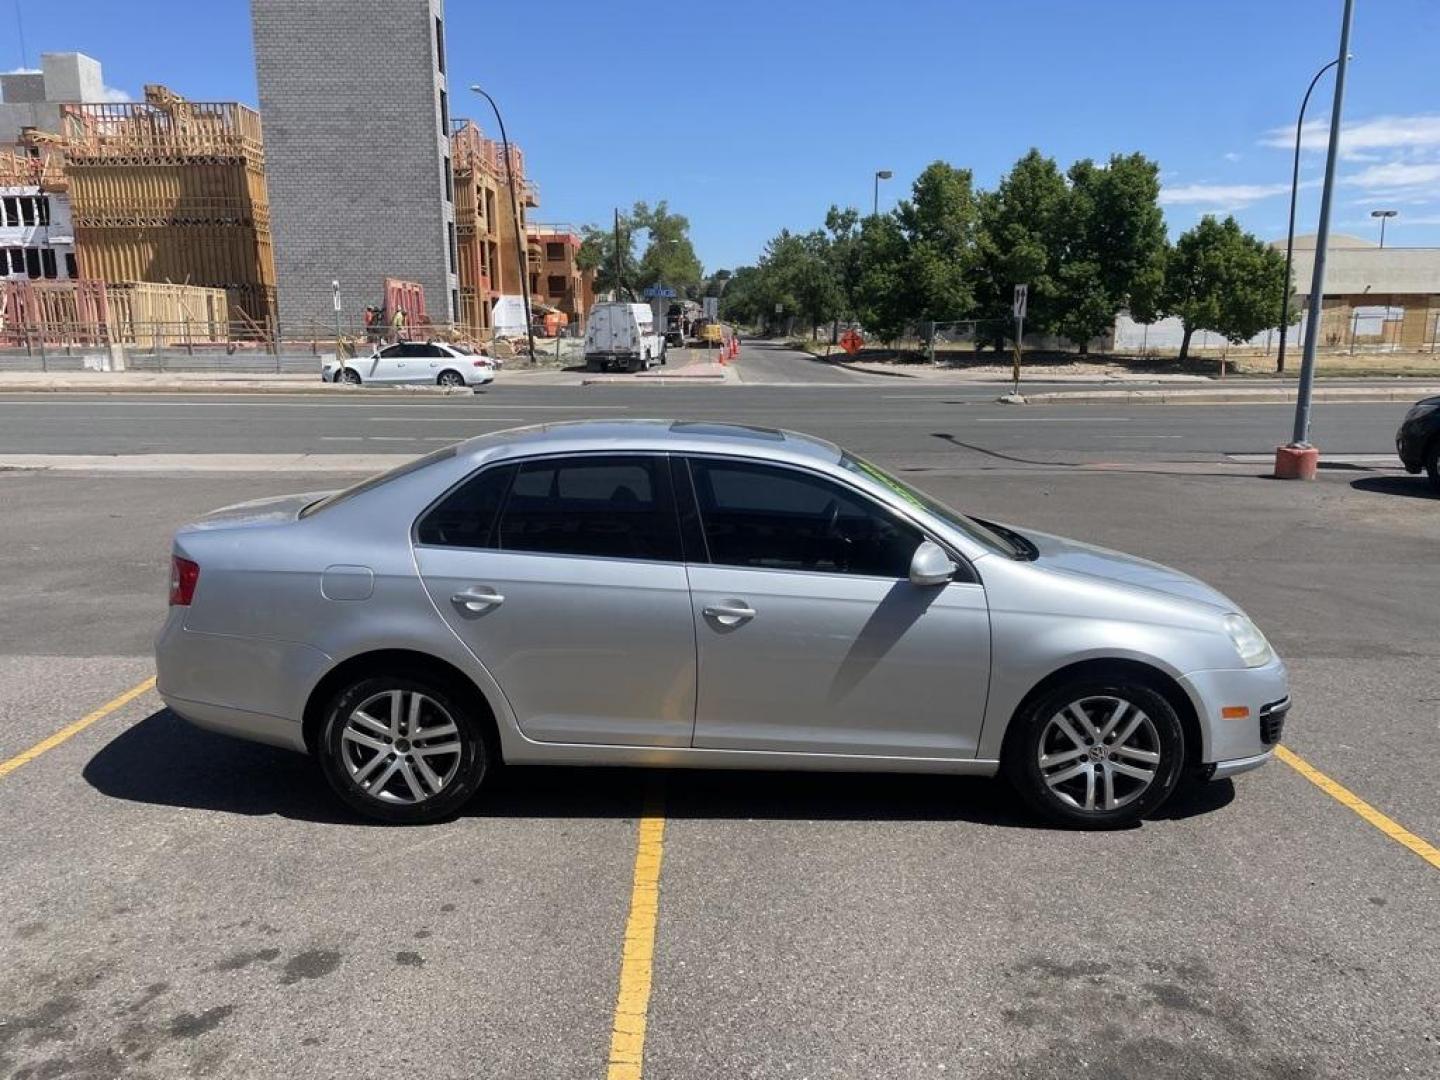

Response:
(300, 445), (459, 518)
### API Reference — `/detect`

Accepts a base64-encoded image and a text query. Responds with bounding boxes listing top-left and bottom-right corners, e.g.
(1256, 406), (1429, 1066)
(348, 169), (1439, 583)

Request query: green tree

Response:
(896, 161), (979, 324)
(823, 205), (863, 320)
(853, 213), (909, 341)
(1052, 153), (1167, 352)
(973, 150), (1070, 348)
(718, 265), (764, 325)
(1159, 215), (1289, 360)
(578, 218), (639, 299)
(632, 201), (704, 296)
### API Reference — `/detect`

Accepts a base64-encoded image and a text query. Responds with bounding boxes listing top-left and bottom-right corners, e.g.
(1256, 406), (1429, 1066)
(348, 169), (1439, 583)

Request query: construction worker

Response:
(391, 306), (407, 342)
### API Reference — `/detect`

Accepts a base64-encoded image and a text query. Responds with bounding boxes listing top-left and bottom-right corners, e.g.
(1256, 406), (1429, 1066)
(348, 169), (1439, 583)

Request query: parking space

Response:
(2, 439), (1438, 1078)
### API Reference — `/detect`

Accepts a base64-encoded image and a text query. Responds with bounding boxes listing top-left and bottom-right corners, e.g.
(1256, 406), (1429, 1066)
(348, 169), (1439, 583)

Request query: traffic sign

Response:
(643, 286), (677, 298)
(839, 328), (864, 355)
(703, 296), (719, 320)
(1012, 283), (1028, 320)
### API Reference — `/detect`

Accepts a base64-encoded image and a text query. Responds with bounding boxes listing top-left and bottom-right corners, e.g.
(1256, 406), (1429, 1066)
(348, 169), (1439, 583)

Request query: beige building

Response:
(1285, 233), (1440, 350)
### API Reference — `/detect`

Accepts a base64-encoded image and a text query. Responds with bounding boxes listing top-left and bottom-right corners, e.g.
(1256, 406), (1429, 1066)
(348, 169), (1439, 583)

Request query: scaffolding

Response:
(56, 85), (276, 327)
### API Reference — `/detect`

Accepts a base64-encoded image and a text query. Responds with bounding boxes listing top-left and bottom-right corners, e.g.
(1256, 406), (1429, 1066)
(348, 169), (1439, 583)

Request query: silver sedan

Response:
(155, 421), (1288, 828)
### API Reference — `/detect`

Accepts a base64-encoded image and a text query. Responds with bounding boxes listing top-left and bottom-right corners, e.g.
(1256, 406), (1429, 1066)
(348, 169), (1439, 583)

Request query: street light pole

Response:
(1371, 208), (1397, 247)
(469, 85), (536, 364)
(1286, 0), (1356, 465)
(873, 169), (892, 216)
(1276, 57), (1341, 376)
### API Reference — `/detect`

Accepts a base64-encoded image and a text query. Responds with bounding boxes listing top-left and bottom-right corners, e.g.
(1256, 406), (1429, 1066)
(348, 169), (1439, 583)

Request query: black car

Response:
(1396, 395), (1440, 491)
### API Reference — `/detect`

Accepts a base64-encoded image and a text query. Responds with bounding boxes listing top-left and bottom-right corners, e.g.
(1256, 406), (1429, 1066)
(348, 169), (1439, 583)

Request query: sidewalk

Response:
(1021, 384), (1440, 405)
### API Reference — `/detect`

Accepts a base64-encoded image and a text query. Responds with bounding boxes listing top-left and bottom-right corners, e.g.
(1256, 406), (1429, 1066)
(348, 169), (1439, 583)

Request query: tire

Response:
(1426, 438), (1440, 493)
(317, 672), (490, 824)
(586, 357), (601, 372)
(437, 369), (465, 388)
(627, 355), (641, 374)
(341, 369), (362, 386)
(1002, 678), (1185, 829)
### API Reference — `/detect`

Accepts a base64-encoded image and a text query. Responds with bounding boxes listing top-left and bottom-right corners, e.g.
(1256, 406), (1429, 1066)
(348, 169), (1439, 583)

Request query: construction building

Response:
(1285, 233), (1440, 350)
(252, 0), (458, 331)
(0, 52), (106, 145)
(52, 86), (276, 329)
(0, 147), (74, 281)
(526, 222), (593, 330)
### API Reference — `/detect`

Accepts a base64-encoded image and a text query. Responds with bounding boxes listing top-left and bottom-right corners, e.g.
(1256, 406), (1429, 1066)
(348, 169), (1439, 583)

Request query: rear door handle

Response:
(452, 586), (505, 612)
(703, 600), (755, 626)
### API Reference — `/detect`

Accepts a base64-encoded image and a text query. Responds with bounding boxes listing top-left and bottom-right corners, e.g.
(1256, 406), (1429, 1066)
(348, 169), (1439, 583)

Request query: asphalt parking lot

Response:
(2, 402), (1438, 1079)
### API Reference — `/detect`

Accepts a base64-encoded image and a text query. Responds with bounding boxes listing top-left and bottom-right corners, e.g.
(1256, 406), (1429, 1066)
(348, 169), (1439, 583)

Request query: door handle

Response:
(703, 600), (755, 626)
(452, 586), (505, 612)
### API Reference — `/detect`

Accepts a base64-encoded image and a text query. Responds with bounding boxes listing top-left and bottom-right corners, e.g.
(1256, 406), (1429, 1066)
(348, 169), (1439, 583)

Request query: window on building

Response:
(435, 17), (446, 73)
(40, 248), (57, 279)
(439, 89), (449, 138)
(19, 198), (36, 226)
(23, 248), (41, 278)
(64, 253), (77, 279)
(0, 197), (16, 226)
(448, 222), (457, 273)
(36, 197), (50, 226)
(548, 275), (567, 297)
(546, 241), (566, 262)
(451, 288), (459, 324)
(444, 156), (452, 203)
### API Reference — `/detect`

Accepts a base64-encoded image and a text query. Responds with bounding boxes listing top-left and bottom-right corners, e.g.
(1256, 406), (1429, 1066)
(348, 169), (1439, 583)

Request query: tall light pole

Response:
(1280, 0), (1355, 478)
(873, 169), (892, 216)
(469, 85), (536, 363)
(1276, 57), (1341, 376)
(1371, 208), (1397, 247)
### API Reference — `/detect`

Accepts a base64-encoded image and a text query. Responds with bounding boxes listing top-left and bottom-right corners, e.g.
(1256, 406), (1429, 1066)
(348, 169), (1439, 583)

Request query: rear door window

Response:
(497, 455), (681, 562)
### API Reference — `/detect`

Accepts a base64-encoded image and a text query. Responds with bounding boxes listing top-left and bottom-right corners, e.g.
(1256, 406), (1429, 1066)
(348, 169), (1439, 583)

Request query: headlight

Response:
(1223, 613), (1272, 668)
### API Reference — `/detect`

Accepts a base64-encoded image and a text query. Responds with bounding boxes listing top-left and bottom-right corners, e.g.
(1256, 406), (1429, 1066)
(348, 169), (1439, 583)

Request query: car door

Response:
(416, 343), (449, 380)
(413, 453), (697, 747)
(680, 456), (991, 759)
(367, 344), (403, 383)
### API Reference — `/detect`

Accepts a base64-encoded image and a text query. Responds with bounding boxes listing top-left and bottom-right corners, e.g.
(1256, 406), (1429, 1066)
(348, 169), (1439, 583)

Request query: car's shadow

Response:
(83, 709), (1233, 829)
(1350, 474), (1439, 500)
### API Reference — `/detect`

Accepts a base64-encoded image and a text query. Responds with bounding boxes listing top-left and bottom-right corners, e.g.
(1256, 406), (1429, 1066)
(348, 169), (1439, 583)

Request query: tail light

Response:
(169, 556), (200, 606)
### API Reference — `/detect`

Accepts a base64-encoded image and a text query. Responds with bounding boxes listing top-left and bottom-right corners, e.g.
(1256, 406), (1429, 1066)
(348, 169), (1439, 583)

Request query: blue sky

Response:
(10, 0), (1440, 270)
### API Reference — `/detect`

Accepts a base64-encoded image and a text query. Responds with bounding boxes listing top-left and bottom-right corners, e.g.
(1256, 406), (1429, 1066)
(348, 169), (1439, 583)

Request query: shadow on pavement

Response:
(1349, 474), (1438, 500)
(85, 709), (1230, 830)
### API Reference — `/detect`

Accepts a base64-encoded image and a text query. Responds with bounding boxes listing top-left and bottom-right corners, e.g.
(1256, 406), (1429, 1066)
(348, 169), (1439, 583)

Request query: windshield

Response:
(838, 453), (1023, 558)
(299, 445), (459, 518)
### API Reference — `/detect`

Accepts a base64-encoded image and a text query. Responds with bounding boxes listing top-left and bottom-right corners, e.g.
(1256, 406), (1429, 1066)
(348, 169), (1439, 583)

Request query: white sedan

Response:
(323, 342), (496, 390)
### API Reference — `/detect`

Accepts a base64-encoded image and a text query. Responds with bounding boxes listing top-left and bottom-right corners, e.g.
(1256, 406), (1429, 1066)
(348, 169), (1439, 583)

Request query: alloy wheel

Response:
(1036, 695), (1161, 812)
(340, 689), (462, 805)
(438, 371), (464, 387)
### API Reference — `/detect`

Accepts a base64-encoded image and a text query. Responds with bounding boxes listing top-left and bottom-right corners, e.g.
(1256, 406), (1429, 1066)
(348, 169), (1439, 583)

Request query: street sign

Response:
(774, 303), (783, 315)
(703, 296), (718, 320)
(643, 286), (677, 298)
(331, 280), (342, 312)
(839, 328), (864, 356)
(1012, 283), (1028, 320)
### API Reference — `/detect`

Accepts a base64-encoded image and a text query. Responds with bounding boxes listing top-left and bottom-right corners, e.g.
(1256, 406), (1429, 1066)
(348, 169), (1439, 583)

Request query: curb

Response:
(0, 381), (466, 396)
(1023, 386), (1440, 405)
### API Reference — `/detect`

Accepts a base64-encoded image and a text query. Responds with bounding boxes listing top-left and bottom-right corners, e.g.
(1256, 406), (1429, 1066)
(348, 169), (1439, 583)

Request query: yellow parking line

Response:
(0, 676), (156, 780)
(1276, 744), (1440, 871)
(606, 780), (667, 1080)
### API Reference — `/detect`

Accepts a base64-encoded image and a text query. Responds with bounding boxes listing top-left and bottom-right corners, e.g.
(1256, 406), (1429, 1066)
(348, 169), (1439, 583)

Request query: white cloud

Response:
(1223, 151), (1242, 163)
(1260, 113), (1440, 157)
(1160, 181), (1293, 208)
(1342, 161), (1440, 189)
(100, 84), (133, 103)
(5, 66), (42, 74)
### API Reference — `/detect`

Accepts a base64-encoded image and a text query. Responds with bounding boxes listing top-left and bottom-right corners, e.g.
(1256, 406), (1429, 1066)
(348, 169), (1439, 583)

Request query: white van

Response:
(584, 302), (667, 373)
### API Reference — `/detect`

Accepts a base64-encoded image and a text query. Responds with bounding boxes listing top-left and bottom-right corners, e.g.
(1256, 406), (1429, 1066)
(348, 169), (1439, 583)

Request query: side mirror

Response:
(909, 540), (957, 586)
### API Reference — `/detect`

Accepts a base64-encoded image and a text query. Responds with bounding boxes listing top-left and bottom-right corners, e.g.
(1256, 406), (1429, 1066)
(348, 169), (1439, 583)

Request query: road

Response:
(1, 349), (1437, 1079)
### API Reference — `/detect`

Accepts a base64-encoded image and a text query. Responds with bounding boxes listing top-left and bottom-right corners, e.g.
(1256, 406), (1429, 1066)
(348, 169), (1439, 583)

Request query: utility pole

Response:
(613, 208), (624, 300)
(1278, 0), (1355, 479)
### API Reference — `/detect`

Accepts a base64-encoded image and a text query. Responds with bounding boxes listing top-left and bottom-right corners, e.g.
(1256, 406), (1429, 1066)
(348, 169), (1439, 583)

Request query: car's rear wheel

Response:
(1003, 679), (1185, 829)
(318, 674), (489, 824)
(1425, 437), (1439, 492)
(341, 369), (362, 386)
(437, 369), (465, 388)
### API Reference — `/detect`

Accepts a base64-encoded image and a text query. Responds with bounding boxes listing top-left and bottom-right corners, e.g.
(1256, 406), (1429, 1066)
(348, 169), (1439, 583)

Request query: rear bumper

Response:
(162, 693), (308, 753)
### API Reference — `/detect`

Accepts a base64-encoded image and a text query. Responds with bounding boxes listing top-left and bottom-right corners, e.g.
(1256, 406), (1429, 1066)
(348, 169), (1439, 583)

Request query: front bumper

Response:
(1178, 655), (1290, 767)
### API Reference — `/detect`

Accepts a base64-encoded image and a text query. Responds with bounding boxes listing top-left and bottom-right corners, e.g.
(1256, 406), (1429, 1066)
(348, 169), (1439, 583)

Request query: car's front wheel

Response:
(340, 369), (362, 386)
(1003, 678), (1185, 829)
(318, 673), (490, 824)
